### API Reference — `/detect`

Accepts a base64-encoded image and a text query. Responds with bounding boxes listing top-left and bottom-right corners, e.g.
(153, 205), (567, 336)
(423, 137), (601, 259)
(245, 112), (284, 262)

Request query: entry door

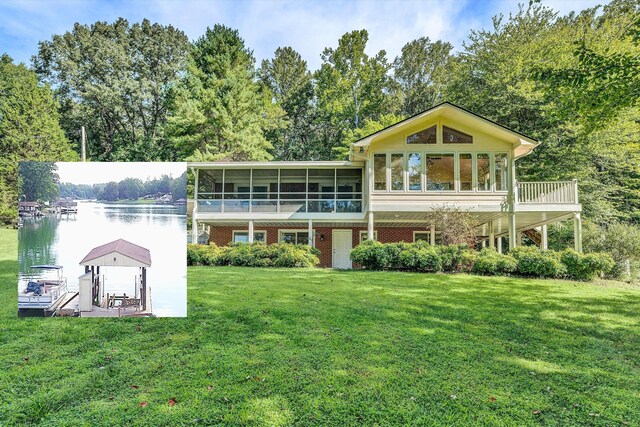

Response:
(332, 230), (353, 269)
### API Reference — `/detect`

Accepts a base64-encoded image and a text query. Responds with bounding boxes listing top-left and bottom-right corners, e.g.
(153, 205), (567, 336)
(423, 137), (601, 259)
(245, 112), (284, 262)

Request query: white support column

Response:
(574, 212), (582, 252)
(481, 239), (486, 248)
(430, 222), (436, 245)
(248, 220), (254, 243)
(368, 212), (374, 240)
(541, 224), (548, 251)
(192, 167), (199, 244)
(516, 231), (522, 246)
(192, 219), (198, 244)
(497, 237), (503, 254)
(488, 221), (495, 249)
(308, 219), (314, 248)
(508, 212), (516, 250)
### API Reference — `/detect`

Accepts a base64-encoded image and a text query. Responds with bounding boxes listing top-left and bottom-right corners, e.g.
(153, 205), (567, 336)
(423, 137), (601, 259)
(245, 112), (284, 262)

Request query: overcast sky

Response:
(56, 162), (186, 185)
(1, 0), (603, 71)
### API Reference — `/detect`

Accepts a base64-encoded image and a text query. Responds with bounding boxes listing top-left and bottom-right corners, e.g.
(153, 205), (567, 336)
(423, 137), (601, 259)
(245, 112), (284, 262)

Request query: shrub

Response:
(187, 243), (220, 266)
(350, 240), (389, 270)
(511, 246), (566, 278)
(385, 242), (412, 268)
(561, 249), (616, 281)
(399, 246), (442, 272)
(472, 248), (516, 275)
(194, 242), (319, 268)
(437, 244), (471, 272)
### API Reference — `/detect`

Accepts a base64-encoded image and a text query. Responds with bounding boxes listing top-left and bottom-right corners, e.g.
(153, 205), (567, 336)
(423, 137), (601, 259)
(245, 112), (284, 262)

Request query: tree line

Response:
(1, 0), (639, 230)
(61, 173), (187, 202)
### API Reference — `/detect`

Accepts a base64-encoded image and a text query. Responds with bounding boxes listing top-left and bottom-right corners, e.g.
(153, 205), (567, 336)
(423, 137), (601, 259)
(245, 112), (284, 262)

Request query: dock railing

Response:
(516, 180), (578, 204)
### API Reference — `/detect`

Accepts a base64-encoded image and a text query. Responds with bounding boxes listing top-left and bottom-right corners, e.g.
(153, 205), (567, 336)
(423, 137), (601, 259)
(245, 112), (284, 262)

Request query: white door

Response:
(332, 230), (353, 269)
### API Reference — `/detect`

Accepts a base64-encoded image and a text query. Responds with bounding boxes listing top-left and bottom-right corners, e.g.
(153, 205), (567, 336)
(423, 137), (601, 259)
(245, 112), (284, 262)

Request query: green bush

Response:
(472, 248), (517, 275)
(385, 242), (412, 268)
(561, 249), (616, 281)
(187, 243), (220, 266)
(399, 246), (442, 272)
(437, 244), (472, 272)
(350, 240), (389, 270)
(511, 246), (566, 278)
(192, 242), (319, 268)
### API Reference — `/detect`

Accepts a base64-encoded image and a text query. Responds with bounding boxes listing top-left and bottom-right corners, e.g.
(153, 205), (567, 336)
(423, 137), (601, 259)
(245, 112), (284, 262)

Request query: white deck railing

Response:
(517, 180), (578, 204)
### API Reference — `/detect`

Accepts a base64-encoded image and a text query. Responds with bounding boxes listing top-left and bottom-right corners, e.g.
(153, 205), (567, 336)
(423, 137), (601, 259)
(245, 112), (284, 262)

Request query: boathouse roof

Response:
(80, 238), (151, 267)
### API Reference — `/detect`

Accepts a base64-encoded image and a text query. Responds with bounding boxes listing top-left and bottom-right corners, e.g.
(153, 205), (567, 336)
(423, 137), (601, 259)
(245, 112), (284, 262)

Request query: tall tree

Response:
(34, 18), (190, 161)
(315, 30), (395, 158)
(259, 47), (318, 160)
(18, 162), (60, 203)
(393, 37), (453, 116)
(167, 25), (275, 161)
(0, 55), (76, 225)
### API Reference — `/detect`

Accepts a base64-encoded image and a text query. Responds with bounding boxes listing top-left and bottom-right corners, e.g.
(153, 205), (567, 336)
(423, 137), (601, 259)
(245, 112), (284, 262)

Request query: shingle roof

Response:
(80, 238), (151, 267)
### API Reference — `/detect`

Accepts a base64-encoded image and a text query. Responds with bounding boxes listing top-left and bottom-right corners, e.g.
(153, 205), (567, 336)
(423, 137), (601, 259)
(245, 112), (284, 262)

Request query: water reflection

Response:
(18, 201), (187, 317)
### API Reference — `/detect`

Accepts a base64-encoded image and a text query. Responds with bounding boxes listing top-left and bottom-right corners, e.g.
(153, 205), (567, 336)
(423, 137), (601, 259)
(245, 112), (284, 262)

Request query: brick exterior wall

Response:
(207, 225), (430, 268)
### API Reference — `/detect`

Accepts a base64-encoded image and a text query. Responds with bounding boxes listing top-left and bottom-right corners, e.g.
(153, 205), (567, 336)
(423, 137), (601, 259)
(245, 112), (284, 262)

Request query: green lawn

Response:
(1, 229), (639, 426)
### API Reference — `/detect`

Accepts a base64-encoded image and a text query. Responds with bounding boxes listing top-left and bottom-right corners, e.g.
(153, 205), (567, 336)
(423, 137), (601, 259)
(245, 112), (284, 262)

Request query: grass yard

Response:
(1, 228), (639, 426)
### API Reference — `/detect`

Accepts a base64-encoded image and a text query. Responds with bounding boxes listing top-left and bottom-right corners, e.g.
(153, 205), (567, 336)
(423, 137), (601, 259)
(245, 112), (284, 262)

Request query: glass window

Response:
(251, 169), (277, 200)
(224, 169), (251, 199)
(337, 169), (362, 199)
(280, 231), (309, 245)
(233, 231), (266, 243)
(198, 169), (223, 198)
(425, 154), (454, 191)
(443, 126), (472, 144)
(359, 230), (378, 243)
(374, 154), (387, 191)
(391, 153), (404, 190)
(407, 125), (436, 144)
(477, 153), (491, 191)
(414, 232), (431, 242)
(495, 153), (508, 191)
(459, 154), (473, 191)
(408, 153), (422, 191)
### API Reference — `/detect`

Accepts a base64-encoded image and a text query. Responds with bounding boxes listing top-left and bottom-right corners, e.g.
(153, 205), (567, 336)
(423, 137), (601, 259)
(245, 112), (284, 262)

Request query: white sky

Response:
(55, 162), (186, 185)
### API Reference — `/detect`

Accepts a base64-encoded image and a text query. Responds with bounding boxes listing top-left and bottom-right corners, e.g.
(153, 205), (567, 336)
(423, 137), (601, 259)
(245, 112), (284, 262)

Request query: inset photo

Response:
(18, 162), (187, 317)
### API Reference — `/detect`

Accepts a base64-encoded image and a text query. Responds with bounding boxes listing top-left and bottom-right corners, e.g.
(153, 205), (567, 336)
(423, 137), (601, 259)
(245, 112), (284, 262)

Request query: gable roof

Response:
(80, 238), (151, 267)
(350, 102), (539, 159)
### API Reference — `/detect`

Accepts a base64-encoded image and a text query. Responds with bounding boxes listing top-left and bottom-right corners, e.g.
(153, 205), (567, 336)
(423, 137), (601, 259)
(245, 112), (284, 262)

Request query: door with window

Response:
(332, 230), (352, 269)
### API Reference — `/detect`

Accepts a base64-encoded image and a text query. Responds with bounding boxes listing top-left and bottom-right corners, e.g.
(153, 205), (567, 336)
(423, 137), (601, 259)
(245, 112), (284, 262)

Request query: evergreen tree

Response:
(167, 25), (274, 161)
(259, 47), (318, 160)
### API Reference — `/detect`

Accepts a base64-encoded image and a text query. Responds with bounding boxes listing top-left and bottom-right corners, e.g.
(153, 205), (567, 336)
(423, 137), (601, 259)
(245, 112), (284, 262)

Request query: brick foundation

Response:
(207, 225), (431, 268)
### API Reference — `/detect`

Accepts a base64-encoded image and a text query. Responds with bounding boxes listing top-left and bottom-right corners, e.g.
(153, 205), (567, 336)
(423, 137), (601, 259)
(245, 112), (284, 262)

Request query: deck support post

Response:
(497, 237), (503, 254)
(368, 212), (374, 240)
(574, 212), (582, 252)
(430, 222), (436, 245)
(192, 167), (199, 244)
(308, 219), (314, 248)
(488, 221), (495, 249)
(541, 224), (548, 251)
(141, 267), (147, 311)
(192, 219), (198, 244)
(508, 212), (516, 250)
(248, 220), (254, 243)
(516, 231), (522, 246)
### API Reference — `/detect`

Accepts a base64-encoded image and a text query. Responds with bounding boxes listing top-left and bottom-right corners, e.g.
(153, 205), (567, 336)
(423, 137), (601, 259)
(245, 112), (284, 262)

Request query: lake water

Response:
(18, 201), (187, 317)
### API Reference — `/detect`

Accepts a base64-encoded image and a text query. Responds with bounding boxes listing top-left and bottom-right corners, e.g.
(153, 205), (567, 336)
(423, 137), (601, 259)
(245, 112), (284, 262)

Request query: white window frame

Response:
(413, 231), (431, 243)
(359, 230), (378, 243)
(278, 229), (310, 245)
(232, 230), (266, 243)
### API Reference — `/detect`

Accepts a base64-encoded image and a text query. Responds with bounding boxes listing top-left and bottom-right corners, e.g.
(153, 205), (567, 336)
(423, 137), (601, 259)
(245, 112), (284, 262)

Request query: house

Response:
(189, 103), (582, 268)
(18, 202), (41, 216)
